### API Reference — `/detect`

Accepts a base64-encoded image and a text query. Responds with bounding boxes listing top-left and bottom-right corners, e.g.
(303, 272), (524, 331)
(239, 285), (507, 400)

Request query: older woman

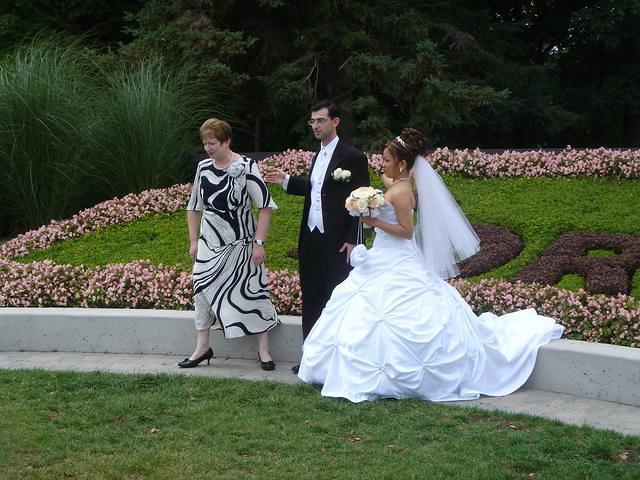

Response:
(179, 118), (279, 370)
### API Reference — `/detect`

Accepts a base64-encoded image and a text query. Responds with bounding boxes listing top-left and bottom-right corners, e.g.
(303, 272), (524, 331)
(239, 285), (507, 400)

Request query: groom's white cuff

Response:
(282, 174), (290, 190)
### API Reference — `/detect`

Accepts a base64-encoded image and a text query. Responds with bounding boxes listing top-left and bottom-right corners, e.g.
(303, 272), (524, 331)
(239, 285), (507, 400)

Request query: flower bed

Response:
(1, 258), (638, 347)
(2, 147), (640, 347)
(264, 146), (640, 178)
(457, 224), (523, 277)
(427, 147), (640, 178)
(0, 184), (192, 260)
(3, 147), (638, 261)
(450, 278), (640, 347)
(516, 232), (640, 295)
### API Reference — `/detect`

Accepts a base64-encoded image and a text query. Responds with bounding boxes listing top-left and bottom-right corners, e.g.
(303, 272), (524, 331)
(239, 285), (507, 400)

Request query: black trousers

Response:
(299, 227), (352, 340)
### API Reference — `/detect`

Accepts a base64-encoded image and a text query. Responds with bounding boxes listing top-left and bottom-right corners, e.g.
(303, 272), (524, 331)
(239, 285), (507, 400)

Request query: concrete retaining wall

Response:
(1, 307), (638, 407)
(0, 308), (302, 362)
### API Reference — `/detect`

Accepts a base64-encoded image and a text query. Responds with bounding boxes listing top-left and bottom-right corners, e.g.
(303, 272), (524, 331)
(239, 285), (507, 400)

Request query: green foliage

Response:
(1, 370), (638, 479)
(0, 1), (55, 52)
(0, 36), (228, 234)
(3, 2), (640, 150)
(445, 177), (640, 300)
(20, 213), (193, 269)
(121, 0), (254, 85)
(20, 186), (304, 273)
(0, 0), (142, 53)
(0, 37), (97, 235)
(20, 178), (640, 299)
(555, 0), (640, 146)
(587, 249), (617, 257)
(90, 58), (201, 196)
(556, 274), (587, 291)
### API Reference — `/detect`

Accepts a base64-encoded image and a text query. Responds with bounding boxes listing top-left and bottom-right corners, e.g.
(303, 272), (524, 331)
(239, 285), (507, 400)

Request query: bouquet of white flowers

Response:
(345, 186), (386, 218)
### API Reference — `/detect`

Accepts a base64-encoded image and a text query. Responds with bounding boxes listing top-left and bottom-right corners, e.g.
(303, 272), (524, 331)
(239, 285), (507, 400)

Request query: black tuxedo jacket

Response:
(287, 139), (370, 251)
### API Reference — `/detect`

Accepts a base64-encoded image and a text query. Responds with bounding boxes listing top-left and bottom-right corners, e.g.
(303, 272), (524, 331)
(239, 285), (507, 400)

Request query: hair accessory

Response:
(395, 136), (409, 149)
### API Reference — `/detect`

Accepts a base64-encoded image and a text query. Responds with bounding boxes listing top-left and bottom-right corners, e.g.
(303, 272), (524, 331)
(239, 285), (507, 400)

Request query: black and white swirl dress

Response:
(187, 155), (279, 338)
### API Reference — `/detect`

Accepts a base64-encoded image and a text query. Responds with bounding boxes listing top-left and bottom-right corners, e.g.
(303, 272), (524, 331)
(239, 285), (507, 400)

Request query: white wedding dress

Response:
(298, 203), (564, 403)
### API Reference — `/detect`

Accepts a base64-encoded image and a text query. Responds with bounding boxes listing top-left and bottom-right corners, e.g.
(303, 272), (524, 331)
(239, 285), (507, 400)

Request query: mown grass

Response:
(20, 177), (640, 298)
(0, 370), (638, 479)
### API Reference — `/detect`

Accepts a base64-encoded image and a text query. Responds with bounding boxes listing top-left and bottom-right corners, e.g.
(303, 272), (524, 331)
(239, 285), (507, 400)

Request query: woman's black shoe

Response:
(178, 347), (213, 368)
(258, 352), (276, 371)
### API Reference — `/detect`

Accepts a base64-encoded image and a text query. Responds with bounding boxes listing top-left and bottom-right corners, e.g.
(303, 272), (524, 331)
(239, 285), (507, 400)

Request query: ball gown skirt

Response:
(298, 206), (564, 403)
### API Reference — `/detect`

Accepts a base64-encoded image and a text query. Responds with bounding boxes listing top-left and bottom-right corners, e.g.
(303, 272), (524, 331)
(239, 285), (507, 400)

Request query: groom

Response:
(265, 101), (369, 372)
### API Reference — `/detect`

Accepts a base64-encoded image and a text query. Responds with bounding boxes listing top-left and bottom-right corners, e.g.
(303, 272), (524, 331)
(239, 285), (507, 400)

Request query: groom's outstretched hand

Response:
(264, 170), (286, 184)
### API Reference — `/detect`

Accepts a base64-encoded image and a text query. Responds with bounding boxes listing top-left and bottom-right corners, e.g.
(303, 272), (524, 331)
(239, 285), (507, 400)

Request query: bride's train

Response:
(298, 204), (564, 403)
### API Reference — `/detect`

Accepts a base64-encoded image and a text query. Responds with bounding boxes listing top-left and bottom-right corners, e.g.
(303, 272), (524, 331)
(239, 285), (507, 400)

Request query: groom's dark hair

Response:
(311, 100), (341, 119)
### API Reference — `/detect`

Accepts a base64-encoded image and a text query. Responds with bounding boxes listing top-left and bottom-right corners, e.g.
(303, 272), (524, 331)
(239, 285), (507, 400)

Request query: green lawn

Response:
(19, 177), (640, 298)
(0, 370), (638, 479)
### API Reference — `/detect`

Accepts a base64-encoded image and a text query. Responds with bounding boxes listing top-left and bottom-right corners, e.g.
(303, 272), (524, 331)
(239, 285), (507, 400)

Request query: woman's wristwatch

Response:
(254, 239), (265, 246)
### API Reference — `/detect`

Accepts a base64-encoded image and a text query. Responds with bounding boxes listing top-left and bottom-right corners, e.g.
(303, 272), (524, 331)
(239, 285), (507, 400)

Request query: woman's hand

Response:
(189, 240), (198, 261)
(252, 244), (266, 265)
(361, 216), (379, 227)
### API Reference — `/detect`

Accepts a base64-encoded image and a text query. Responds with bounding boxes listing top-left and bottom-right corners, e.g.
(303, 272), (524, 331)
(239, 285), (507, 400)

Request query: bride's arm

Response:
(362, 190), (414, 239)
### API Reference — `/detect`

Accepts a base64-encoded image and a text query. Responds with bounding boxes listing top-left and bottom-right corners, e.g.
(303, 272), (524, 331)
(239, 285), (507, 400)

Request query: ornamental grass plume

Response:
(0, 38), (97, 232)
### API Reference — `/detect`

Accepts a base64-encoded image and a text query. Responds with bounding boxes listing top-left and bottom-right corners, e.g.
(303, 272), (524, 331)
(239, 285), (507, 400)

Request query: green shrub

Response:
(0, 37), (97, 234)
(89, 58), (200, 197)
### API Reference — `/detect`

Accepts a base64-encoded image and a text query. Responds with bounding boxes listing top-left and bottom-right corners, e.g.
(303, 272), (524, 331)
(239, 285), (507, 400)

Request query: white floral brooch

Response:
(331, 168), (351, 182)
(227, 158), (247, 178)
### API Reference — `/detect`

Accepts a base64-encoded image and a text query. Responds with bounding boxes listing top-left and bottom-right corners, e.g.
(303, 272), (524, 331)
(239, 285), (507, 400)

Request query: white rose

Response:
(345, 197), (357, 212)
(351, 187), (365, 199)
(356, 198), (369, 213)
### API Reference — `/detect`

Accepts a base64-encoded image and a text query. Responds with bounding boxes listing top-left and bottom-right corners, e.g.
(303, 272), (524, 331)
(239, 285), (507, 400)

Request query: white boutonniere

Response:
(331, 168), (351, 182)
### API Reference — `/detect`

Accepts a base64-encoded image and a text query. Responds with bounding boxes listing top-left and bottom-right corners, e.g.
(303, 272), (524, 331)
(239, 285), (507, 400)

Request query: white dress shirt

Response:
(283, 136), (339, 234)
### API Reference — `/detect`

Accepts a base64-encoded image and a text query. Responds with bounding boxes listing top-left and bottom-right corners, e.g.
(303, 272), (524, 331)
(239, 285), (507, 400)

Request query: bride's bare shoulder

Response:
(386, 182), (414, 207)
(381, 174), (393, 189)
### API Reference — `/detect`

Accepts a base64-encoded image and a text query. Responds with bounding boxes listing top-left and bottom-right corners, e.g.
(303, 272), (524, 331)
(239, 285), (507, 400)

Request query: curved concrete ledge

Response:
(0, 307), (302, 363)
(1, 307), (638, 407)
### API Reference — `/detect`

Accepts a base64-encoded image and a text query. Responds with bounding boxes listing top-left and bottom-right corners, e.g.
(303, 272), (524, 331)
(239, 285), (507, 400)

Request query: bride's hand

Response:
(361, 216), (378, 227)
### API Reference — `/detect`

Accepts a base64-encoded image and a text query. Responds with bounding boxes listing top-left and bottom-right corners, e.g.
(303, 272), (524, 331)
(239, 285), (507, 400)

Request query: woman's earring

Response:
(400, 167), (404, 173)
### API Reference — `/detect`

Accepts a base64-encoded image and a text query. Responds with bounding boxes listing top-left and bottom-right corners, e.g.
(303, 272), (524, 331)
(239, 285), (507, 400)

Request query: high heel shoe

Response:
(178, 347), (213, 368)
(258, 352), (275, 371)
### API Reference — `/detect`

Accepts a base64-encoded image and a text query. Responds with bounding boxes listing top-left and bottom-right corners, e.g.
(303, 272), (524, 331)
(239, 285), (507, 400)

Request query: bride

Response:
(297, 128), (564, 403)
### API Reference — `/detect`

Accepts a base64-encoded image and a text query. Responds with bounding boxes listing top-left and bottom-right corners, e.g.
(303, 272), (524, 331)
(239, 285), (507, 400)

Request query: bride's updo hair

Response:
(387, 128), (428, 170)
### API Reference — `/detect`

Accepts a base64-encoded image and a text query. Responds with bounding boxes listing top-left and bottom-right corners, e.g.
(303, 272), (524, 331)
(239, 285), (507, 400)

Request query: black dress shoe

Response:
(178, 347), (213, 368)
(291, 364), (300, 374)
(258, 352), (276, 371)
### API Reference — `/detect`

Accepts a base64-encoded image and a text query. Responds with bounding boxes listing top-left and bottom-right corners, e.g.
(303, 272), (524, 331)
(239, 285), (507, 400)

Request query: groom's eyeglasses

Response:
(308, 117), (329, 125)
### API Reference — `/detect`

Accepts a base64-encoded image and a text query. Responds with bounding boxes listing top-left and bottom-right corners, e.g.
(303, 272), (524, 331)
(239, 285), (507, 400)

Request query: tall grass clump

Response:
(90, 58), (199, 197)
(0, 38), (96, 235)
